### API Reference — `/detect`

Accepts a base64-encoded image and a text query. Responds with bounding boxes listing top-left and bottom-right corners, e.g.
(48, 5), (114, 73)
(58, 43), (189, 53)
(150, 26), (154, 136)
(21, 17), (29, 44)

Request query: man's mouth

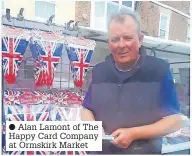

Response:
(118, 52), (129, 56)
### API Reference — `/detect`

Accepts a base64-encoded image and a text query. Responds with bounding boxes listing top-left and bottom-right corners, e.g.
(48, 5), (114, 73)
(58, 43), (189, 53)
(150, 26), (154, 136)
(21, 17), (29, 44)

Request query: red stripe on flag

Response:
(27, 151), (34, 155)
(13, 114), (20, 121)
(42, 112), (48, 121)
(67, 151), (74, 155)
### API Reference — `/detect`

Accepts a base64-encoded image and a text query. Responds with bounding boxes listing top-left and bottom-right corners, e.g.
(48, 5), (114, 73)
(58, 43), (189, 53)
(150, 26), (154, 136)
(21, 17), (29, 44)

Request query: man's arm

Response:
(81, 84), (95, 121)
(130, 114), (182, 140)
(111, 114), (182, 148)
(81, 108), (95, 121)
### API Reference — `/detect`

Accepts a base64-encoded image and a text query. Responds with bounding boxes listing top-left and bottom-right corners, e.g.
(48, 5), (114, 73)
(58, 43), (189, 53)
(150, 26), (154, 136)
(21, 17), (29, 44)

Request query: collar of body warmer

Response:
(105, 46), (146, 81)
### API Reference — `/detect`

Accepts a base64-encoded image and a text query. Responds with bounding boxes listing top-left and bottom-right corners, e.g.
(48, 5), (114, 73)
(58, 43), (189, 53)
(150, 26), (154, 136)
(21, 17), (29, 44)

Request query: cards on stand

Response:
(102, 135), (115, 141)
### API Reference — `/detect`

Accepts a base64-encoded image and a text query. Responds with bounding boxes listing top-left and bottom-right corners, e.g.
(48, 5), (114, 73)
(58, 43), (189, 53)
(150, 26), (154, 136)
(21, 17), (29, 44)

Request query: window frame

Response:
(34, 0), (56, 23)
(1, 0), (5, 15)
(91, 1), (135, 31)
(158, 13), (170, 40)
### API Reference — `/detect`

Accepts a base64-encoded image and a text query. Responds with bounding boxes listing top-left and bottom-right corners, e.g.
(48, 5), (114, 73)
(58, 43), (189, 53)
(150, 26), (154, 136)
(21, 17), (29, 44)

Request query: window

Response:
(91, 1), (135, 31)
(106, 2), (119, 28)
(1, 0), (5, 15)
(112, 1), (119, 4)
(186, 23), (190, 43)
(159, 14), (169, 39)
(93, 1), (106, 31)
(35, 0), (55, 22)
(1, 0), (4, 10)
(122, 1), (132, 8)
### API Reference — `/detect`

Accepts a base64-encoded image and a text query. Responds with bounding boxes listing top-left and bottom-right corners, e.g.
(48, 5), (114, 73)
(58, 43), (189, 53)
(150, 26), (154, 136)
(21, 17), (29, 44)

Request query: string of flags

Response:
(2, 25), (96, 89)
(1, 25), (95, 155)
(3, 89), (84, 118)
(2, 26), (30, 84)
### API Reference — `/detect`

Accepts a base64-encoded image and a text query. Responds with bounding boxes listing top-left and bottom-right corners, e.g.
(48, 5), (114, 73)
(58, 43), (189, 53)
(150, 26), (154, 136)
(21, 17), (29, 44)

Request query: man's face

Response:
(108, 16), (143, 65)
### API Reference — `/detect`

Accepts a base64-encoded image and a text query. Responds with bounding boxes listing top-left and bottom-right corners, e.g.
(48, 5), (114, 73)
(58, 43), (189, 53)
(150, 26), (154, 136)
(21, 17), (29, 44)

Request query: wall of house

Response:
(136, 1), (160, 37)
(75, 1), (91, 27)
(168, 12), (188, 42)
(4, 0), (75, 25)
(160, 1), (190, 14)
(55, 0), (76, 25)
(4, 0), (35, 20)
(136, 1), (190, 42)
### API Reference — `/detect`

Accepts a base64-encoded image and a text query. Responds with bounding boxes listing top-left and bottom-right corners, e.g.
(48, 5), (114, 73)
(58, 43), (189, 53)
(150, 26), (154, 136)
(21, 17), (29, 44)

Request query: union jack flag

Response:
(5, 90), (50, 120)
(4, 90), (21, 105)
(53, 90), (82, 105)
(2, 36), (29, 84)
(30, 40), (63, 87)
(49, 104), (66, 121)
(7, 112), (49, 122)
(6, 102), (49, 117)
(4, 90), (24, 117)
(50, 90), (59, 104)
(63, 91), (82, 105)
(50, 105), (81, 121)
(4, 90), (50, 116)
(39, 91), (52, 105)
(66, 44), (93, 88)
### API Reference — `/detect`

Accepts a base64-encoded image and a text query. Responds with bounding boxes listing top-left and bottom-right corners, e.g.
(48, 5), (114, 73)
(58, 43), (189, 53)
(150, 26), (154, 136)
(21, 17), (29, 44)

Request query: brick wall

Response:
(75, 1), (189, 42)
(136, 1), (160, 37)
(169, 12), (188, 42)
(75, 1), (91, 27)
(159, 1), (190, 15)
(136, 1), (189, 41)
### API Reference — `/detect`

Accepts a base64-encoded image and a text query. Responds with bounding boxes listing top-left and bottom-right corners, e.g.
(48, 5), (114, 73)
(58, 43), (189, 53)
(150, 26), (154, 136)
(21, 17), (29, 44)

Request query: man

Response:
(82, 10), (182, 154)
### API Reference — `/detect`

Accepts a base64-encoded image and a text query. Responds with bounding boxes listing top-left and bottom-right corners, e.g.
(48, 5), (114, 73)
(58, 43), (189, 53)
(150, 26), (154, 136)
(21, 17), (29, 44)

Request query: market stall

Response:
(2, 16), (190, 155)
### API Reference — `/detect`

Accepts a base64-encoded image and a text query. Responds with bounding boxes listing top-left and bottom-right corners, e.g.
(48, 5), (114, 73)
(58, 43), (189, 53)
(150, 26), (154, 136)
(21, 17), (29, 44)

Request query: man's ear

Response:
(139, 34), (144, 42)
(139, 34), (144, 47)
(106, 39), (109, 44)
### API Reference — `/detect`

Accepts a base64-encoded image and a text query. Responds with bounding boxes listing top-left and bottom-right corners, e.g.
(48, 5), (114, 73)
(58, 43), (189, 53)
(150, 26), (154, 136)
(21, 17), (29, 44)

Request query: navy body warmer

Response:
(83, 47), (180, 154)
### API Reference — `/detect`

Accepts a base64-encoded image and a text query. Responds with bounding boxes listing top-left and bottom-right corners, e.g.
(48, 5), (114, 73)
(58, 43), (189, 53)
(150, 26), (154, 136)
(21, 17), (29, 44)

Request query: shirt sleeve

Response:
(82, 83), (93, 111)
(160, 68), (181, 117)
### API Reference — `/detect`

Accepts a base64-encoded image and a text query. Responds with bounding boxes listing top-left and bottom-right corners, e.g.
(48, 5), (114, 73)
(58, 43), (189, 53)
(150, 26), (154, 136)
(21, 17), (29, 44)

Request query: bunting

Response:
(2, 26), (94, 155)
(66, 44), (94, 88)
(2, 36), (29, 84)
(30, 39), (63, 87)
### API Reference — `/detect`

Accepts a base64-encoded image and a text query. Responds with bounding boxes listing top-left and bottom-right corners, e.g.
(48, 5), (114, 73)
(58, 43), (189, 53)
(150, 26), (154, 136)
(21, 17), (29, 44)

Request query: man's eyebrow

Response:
(110, 35), (119, 38)
(123, 35), (134, 38)
(123, 33), (134, 36)
(109, 34), (134, 39)
(109, 35), (120, 39)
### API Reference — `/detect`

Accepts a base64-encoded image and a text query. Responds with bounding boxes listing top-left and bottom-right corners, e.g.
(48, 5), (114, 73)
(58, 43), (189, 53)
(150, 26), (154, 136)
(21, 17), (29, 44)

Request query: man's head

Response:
(107, 10), (144, 68)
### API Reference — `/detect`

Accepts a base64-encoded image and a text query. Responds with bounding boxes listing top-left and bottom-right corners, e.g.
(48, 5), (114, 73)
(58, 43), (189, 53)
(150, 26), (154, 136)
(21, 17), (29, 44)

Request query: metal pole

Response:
(60, 51), (63, 90)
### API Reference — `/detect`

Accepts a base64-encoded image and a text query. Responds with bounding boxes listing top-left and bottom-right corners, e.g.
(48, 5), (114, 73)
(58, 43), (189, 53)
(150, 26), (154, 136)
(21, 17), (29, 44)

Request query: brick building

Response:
(75, 1), (190, 43)
(75, 0), (190, 85)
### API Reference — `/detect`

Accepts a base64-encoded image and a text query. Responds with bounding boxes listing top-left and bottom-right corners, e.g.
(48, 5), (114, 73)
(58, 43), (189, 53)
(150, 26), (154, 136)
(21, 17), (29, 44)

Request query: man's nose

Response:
(118, 37), (126, 48)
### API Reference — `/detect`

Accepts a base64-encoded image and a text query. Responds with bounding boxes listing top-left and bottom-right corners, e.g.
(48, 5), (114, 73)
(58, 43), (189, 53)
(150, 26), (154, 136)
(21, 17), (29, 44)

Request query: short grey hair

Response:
(107, 8), (141, 36)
